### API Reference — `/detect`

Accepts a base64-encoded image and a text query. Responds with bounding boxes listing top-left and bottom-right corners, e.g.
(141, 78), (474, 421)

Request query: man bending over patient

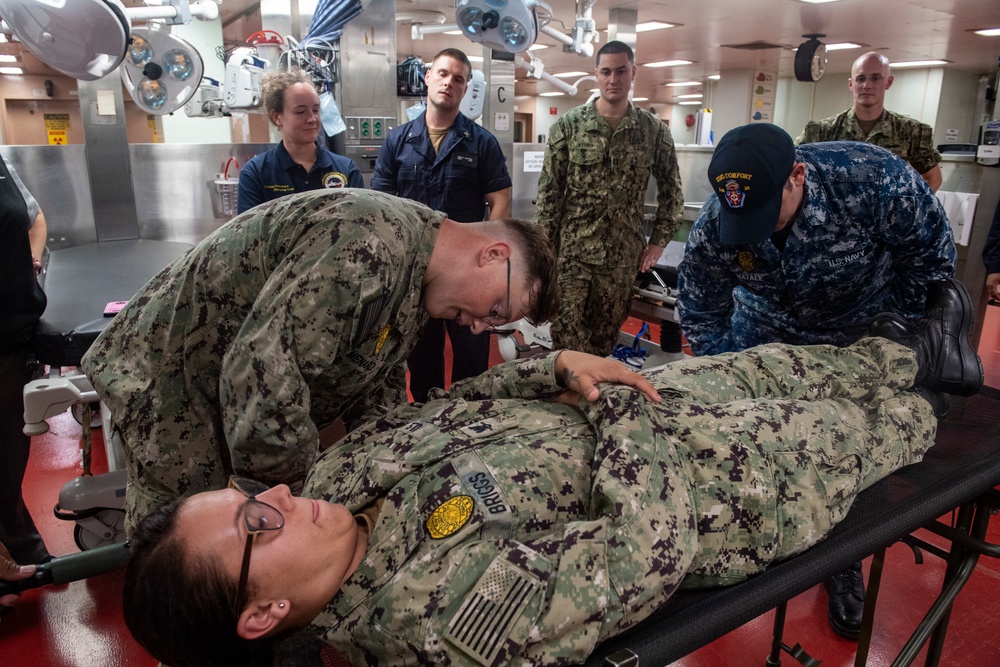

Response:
(122, 279), (982, 667)
(82, 189), (656, 534)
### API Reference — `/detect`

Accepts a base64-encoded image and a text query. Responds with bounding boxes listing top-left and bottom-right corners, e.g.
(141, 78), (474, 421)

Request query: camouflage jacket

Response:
(302, 338), (934, 666)
(796, 108), (942, 175)
(82, 189), (442, 528)
(535, 102), (683, 267)
(677, 141), (956, 357)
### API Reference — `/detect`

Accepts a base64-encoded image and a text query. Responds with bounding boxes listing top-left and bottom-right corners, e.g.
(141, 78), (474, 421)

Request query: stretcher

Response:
(24, 239), (191, 436)
(21, 239), (191, 548)
(33, 239), (192, 367)
(584, 387), (1000, 667)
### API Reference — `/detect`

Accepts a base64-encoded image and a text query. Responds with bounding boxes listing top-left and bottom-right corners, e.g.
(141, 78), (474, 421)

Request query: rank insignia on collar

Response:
(427, 495), (474, 539)
(738, 250), (755, 272)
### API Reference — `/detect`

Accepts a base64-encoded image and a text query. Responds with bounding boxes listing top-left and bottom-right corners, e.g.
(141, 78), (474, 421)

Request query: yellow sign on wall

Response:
(47, 130), (67, 145)
(44, 113), (70, 130)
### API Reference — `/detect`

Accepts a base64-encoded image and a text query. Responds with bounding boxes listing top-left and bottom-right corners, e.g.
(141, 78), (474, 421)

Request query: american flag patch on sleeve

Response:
(444, 556), (541, 666)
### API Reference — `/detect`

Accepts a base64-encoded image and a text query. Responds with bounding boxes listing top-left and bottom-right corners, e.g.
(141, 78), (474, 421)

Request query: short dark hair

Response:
(431, 47), (473, 80)
(261, 69), (316, 124)
(498, 218), (559, 325)
(596, 40), (635, 65)
(123, 499), (278, 667)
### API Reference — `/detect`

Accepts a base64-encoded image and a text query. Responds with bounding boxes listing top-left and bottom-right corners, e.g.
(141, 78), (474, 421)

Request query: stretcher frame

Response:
(583, 387), (1000, 667)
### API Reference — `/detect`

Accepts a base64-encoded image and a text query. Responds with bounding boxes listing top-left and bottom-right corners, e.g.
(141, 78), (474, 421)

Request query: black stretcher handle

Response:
(0, 543), (130, 596)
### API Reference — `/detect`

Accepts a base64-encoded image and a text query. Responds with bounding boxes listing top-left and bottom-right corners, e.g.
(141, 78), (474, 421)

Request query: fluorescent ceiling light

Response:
(468, 55), (484, 62)
(678, 100), (701, 105)
(665, 81), (701, 87)
(676, 93), (703, 99)
(0, 66), (23, 74)
(636, 21), (675, 33)
(826, 42), (864, 51)
(528, 43), (549, 51)
(799, 0), (842, 4)
(643, 59), (692, 68)
(553, 70), (589, 78)
(0, 54), (17, 63)
(889, 59), (949, 68)
(539, 91), (564, 97)
(632, 96), (648, 101)
(973, 28), (1000, 37)
(707, 74), (720, 80)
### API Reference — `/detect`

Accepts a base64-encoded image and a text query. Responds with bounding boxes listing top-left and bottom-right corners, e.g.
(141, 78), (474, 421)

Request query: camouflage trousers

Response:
(550, 257), (636, 357)
(536, 337), (937, 649)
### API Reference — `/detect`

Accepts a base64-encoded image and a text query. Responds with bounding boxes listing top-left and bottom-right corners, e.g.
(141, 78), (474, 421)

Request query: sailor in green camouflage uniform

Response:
(796, 51), (942, 192)
(299, 338), (934, 666)
(536, 40), (683, 356)
(124, 322), (972, 667)
(81, 188), (556, 533)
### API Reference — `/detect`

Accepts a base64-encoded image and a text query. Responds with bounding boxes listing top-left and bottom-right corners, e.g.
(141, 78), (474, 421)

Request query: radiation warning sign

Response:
(44, 114), (70, 145)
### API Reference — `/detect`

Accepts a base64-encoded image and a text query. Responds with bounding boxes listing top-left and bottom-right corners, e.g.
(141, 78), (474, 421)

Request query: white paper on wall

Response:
(936, 190), (979, 246)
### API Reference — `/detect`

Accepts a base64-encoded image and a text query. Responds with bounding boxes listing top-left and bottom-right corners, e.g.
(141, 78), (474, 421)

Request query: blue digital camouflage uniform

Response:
(301, 337), (935, 666)
(536, 102), (683, 356)
(677, 141), (956, 357)
(237, 141), (365, 214)
(81, 189), (443, 532)
(796, 108), (941, 176)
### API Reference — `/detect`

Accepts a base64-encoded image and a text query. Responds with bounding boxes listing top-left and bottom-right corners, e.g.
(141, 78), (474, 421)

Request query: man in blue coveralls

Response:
(372, 48), (512, 403)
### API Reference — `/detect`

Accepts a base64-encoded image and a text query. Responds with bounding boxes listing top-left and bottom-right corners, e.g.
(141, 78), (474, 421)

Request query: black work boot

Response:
(869, 312), (950, 418)
(868, 279), (984, 397)
(824, 562), (865, 640)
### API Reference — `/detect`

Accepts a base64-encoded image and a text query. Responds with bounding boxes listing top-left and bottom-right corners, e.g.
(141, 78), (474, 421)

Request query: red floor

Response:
(2, 307), (999, 666)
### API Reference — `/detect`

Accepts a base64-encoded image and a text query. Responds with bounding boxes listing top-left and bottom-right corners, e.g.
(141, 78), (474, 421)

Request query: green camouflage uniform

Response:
(796, 108), (942, 176)
(81, 189), (444, 532)
(536, 102), (683, 356)
(302, 337), (935, 667)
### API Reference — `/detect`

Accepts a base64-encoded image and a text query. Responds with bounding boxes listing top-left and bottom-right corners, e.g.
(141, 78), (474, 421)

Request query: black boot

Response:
(824, 562), (865, 640)
(868, 278), (983, 397)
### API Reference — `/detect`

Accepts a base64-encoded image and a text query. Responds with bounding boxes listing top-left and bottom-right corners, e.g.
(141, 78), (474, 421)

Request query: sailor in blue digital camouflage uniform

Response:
(678, 123), (955, 355)
(676, 122), (956, 639)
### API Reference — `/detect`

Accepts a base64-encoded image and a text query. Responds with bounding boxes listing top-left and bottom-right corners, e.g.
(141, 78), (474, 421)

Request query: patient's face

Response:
(174, 485), (365, 617)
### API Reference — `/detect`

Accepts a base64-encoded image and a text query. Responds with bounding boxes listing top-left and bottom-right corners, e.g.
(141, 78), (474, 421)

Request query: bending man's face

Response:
(422, 248), (535, 334)
(175, 485), (362, 623)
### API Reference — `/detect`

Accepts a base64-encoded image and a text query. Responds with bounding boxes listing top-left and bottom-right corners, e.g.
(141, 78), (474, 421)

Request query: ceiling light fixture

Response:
(826, 42), (865, 51)
(632, 96), (648, 101)
(528, 43), (549, 51)
(665, 81), (701, 87)
(0, 54), (17, 63)
(0, 66), (23, 75)
(636, 21), (675, 33)
(678, 100), (701, 105)
(676, 93), (703, 98)
(643, 59), (693, 68)
(539, 91), (564, 96)
(707, 74), (721, 80)
(889, 59), (950, 68)
(553, 70), (588, 78)
(973, 28), (1000, 37)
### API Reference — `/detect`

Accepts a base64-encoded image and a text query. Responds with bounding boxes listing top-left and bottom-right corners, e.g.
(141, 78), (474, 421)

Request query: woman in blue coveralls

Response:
(237, 69), (364, 214)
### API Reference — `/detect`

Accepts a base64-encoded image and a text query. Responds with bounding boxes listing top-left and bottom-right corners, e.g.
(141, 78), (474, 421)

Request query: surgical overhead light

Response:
(0, 0), (131, 80)
(455, 0), (546, 53)
(0, 0), (218, 82)
(120, 22), (203, 114)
